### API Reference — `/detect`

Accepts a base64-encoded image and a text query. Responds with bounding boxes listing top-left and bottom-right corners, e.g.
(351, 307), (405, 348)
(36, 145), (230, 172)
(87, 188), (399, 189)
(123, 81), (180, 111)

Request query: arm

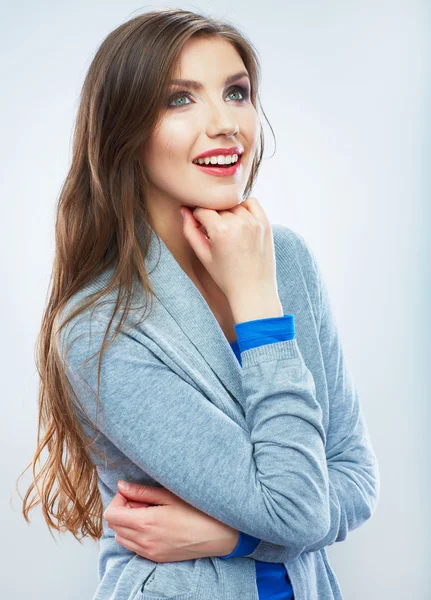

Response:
(58, 305), (330, 558)
(226, 232), (380, 562)
(219, 314), (294, 559)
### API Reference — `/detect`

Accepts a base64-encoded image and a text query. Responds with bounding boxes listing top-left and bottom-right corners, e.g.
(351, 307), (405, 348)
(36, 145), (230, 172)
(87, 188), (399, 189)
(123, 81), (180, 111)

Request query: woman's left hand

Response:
(103, 481), (240, 563)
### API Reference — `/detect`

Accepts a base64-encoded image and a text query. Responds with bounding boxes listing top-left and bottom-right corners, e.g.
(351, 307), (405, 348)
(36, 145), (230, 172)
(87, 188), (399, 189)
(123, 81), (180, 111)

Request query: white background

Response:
(2, 1), (429, 598)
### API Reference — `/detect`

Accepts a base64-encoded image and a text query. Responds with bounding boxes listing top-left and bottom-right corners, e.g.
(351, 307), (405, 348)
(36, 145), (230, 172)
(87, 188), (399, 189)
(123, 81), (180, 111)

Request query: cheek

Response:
(242, 109), (260, 148)
(161, 116), (195, 154)
(150, 123), (195, 171)
(143, 135), (199, 201)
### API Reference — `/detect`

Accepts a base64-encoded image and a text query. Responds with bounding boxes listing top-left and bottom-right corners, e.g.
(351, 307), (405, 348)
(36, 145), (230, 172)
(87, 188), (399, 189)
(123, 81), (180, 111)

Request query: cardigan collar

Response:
(141, 227), (245, 412)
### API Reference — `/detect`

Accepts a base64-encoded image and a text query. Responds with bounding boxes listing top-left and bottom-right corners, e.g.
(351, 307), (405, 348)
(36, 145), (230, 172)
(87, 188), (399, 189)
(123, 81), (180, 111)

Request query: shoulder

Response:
(271, 222), (320, 282)
(54, 277), (119, 364)
(271, 223), (322, 321)
(55, 265), (122, 335)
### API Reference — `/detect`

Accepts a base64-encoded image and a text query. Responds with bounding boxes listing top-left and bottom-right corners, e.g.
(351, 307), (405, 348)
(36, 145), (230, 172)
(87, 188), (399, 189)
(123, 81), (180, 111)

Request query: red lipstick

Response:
(192, 151), (243, 178)
(192, 146), (244, 161)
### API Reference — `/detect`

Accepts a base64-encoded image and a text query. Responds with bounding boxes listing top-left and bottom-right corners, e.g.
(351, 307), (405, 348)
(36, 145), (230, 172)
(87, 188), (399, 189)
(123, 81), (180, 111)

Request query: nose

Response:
(205, 100), (239, 138)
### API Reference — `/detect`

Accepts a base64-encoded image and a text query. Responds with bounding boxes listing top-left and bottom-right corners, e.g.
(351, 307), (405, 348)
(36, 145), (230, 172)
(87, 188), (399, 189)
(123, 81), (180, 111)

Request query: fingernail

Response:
(118, 480), (130, 490)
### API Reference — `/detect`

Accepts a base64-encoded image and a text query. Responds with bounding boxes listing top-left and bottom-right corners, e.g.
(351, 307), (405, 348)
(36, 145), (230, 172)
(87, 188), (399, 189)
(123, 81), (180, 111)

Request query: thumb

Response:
(179, 207), (212, 265)
(117, 481), (173, 505)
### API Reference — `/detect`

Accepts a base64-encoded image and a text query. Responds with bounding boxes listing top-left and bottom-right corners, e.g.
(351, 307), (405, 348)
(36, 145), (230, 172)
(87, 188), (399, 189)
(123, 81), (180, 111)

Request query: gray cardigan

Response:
(57, 224), (380, 600)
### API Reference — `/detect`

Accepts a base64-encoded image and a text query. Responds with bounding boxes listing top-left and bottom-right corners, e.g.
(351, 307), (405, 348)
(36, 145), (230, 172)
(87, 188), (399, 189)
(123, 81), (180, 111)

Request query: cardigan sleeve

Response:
(58, 304), (329, 559)
(238, 232), (380, 563)
(219, 314), (295, 559)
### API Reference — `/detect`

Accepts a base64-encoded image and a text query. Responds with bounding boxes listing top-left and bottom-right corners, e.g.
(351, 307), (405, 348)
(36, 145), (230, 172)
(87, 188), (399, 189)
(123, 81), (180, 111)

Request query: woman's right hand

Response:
(180, 197), (279, 310)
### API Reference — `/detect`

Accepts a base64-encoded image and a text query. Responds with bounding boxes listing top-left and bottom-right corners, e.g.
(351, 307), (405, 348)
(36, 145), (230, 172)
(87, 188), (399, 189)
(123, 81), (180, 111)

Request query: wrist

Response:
(230, 297), (283, 324)
(193, 524), (240, 559)
(220, 528), (240, 556)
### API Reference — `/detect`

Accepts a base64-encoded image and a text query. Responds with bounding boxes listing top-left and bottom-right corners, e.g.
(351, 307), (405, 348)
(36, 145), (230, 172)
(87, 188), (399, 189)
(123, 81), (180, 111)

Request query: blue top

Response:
(219, 314), (295, 599)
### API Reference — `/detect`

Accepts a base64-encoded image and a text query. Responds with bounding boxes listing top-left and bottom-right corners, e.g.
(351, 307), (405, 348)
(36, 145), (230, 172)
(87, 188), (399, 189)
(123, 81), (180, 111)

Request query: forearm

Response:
(224, 457), (379, 563)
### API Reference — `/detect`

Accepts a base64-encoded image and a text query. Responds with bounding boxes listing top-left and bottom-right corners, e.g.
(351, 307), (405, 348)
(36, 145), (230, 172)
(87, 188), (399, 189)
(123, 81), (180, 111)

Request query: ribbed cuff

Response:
(240, 337), (300, 368)
(219, 531), (261, 559)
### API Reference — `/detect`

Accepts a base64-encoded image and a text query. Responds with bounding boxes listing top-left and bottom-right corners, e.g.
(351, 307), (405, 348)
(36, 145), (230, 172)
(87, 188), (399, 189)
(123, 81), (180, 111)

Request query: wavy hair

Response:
(16, 8), (275, 542)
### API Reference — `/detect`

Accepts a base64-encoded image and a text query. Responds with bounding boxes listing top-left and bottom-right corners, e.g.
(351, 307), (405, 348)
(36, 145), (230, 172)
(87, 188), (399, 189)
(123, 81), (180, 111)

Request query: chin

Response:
(189, 195), (244, 212)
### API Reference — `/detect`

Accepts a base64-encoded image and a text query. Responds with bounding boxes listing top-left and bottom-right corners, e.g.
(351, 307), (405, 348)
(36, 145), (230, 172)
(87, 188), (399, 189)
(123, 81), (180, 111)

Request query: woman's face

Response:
(143, 36), (261, 218)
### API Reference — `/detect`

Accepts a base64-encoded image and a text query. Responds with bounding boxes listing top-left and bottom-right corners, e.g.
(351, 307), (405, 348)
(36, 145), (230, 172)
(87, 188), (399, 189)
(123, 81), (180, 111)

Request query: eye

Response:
(168, 91), (193, 108)
(167, 84), (250, 108)
(226, 85), (249, 102)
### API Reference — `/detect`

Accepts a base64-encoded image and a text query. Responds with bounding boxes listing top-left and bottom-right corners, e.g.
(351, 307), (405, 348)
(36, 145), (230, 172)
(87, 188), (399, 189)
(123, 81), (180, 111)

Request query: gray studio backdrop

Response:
(2, 1), (429, 598)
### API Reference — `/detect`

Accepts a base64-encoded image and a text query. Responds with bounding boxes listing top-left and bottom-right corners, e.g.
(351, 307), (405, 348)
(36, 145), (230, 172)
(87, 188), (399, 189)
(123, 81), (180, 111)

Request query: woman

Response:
(19, 8), (380, 600)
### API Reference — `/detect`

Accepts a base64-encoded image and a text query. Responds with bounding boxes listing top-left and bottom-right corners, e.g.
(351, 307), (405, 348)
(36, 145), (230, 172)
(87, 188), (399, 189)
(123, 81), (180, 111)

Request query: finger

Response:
(105, 503), (159, 530)
(126, 501), (152, 509)
(109, 522), (143, 543)
(115, 534), (158, 562)
(180, 206), (211, 238)
(117, 482), (174, 505)
(239, 197), (269, 224)
(228, 204), (258, 223)
(103, 492), (128, 520)
(181, 207), (212, 264)
(191, 206), (240, 238)
(110, 491), (129, 507)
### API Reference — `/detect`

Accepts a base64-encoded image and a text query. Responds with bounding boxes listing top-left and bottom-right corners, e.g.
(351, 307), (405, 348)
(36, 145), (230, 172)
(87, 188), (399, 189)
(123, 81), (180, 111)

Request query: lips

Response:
(196, 154), (242, 168)
(192, 153), (242, 177)
(192, 145), (244, 162)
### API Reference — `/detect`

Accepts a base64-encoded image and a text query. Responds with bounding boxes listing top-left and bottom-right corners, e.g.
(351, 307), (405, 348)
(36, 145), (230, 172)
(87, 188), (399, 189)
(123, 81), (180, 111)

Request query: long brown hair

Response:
(16, 8), (275, 542)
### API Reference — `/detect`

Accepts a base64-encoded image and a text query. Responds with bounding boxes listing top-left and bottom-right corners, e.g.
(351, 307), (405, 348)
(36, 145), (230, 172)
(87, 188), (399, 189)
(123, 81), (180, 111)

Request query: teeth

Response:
(193, 154), (240, 166)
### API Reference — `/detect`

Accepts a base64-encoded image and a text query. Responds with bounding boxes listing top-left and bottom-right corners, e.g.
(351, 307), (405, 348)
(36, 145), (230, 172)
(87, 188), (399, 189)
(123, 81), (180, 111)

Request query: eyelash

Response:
(167, 85), (250, 108)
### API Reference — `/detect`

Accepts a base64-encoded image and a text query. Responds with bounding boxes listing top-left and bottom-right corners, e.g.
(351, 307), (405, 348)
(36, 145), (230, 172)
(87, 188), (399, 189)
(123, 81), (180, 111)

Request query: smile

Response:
(192, 154), (242, 178)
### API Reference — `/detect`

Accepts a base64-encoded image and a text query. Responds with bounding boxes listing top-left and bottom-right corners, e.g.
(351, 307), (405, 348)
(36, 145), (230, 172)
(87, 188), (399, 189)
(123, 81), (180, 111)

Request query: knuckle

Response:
(215, 223), (229, 236)
(239, 220), (251, 233)
(137, 518), (147, 532)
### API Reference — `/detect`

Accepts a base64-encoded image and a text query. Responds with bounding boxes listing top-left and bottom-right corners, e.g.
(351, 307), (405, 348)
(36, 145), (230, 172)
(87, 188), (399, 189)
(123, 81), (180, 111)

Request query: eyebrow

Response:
(168, 70), (250, 90)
